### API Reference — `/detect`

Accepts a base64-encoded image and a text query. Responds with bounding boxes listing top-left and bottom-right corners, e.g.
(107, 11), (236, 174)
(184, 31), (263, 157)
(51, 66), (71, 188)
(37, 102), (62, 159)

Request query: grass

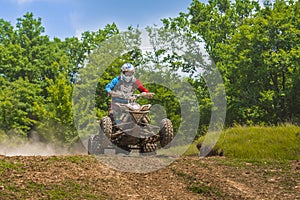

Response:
(46, 154), (93, 164)
(185, 124), (300, 160)
(188, 183), (223, 197)
(2, 179), (109, 199)
(171, 168), (224, 197)
(0, 159), (24, 176)
(157, 144), (193, 156)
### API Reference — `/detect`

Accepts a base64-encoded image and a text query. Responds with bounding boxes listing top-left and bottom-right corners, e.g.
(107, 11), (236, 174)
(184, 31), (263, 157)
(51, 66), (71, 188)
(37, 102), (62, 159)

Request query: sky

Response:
(0, 0), (194, 39)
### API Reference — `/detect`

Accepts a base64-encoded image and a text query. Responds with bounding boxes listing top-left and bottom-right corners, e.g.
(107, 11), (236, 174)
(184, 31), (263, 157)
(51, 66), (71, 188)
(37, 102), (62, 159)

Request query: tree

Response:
(189, 0), (260, 61)
(189, 0), (300, 125)
(0, 77), (42, 137)
(0, 12), (121, 145)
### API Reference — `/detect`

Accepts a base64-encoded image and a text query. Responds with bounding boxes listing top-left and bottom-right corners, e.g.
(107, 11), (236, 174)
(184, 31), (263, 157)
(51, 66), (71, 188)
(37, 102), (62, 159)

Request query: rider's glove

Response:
(108, 91), (116, 97)
(142, 92), (154, 98)
(148, 93), (154, 98)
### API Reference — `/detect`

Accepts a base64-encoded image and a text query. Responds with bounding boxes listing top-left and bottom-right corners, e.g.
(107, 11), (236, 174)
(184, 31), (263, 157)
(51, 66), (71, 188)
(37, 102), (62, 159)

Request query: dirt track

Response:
(0, 154), (299, 199)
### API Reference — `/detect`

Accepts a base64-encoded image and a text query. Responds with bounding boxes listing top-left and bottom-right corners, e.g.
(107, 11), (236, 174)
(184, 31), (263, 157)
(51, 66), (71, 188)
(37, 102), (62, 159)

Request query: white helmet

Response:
(121, 63), (135, 82)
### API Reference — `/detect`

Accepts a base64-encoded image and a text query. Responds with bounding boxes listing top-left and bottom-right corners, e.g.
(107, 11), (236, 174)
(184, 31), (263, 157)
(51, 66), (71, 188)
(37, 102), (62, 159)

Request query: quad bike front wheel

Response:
(159, 118), (174, 147)
(140, 143), (157, 156)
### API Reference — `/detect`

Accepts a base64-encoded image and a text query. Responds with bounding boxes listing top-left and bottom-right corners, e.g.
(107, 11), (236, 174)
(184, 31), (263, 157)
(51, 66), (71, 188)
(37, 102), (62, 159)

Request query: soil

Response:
(0, 153), (299, 200)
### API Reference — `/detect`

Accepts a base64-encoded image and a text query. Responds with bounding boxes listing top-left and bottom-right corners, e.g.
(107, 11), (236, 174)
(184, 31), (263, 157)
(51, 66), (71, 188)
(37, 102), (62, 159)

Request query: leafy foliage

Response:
(189, 0), (300, 126)
(1, 0), (300, 148)
(0, 13), (120, 146)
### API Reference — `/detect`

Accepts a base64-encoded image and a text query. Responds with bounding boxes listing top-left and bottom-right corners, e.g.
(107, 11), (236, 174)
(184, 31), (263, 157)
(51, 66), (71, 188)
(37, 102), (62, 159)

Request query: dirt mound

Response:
(0, 155), (299, 199)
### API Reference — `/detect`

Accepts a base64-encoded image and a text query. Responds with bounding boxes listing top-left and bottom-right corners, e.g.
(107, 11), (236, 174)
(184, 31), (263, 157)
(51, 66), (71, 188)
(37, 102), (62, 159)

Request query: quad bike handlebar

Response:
(128, 92), (154, 103)
(132, 92), (155, 99)
(109, 91), (154, 101)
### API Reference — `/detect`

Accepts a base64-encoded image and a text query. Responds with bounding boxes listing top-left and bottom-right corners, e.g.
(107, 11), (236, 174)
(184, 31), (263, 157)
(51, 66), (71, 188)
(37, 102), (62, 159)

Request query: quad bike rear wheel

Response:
(88, 116), (113, 155)
(87, 134), (101, 155)
(159, 118), (173, 147)
(100, 116), (113, 148)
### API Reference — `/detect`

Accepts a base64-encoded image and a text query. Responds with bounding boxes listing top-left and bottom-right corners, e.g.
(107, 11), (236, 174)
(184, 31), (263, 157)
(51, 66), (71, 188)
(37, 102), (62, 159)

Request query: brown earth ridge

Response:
(0, 154), (299, 200)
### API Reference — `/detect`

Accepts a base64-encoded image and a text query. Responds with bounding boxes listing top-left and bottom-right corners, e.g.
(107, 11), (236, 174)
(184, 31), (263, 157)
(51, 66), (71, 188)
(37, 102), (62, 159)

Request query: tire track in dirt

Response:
(225, 179), (258, 199)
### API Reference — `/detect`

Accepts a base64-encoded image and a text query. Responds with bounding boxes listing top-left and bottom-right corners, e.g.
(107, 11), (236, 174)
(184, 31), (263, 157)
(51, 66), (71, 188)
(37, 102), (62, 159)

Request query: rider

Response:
(105, 63), (152, 121)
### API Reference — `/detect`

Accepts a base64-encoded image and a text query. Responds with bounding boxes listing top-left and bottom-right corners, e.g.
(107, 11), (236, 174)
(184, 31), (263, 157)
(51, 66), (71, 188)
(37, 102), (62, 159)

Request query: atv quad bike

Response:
(88, 92), (173, 155)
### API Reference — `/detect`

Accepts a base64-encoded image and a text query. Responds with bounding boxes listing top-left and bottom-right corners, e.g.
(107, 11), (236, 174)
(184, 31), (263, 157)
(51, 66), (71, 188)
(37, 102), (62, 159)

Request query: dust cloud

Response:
(0, 133), (87, 156)
(0, 142), (70, 156)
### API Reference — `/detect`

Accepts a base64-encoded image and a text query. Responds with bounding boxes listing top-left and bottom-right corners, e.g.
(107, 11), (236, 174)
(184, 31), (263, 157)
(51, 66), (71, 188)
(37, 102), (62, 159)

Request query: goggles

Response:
(123, 71), (134, 77)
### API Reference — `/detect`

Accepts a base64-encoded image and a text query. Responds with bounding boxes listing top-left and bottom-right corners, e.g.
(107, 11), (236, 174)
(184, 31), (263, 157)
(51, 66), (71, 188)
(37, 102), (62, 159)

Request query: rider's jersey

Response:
(105, 76), (149, 102)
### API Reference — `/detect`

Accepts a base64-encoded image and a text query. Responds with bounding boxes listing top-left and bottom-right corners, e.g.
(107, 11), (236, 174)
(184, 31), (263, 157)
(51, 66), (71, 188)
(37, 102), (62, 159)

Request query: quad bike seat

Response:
(126, 104), (151, 112)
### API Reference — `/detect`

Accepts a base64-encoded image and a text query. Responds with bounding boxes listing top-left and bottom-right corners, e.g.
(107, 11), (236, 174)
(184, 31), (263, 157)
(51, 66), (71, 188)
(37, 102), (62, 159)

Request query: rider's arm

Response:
(136, 79), (149, 93)
(105, 76), (120, 93)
